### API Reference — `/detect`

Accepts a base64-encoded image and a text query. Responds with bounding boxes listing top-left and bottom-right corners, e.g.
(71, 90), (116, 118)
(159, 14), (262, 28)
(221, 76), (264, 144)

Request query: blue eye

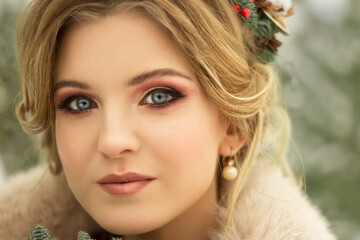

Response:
(141, 88), (185, 107)
(145, 90), (173, 105)
(56, 95), (97, 114)
(69, 97), (93, 111)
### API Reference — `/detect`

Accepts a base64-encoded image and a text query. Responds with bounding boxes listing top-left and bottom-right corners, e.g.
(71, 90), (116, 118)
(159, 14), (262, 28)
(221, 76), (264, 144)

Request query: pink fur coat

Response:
(0, 162), (336, 240)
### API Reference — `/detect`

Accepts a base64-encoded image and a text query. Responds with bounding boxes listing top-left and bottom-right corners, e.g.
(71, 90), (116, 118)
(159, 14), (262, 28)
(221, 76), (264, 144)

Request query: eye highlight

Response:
(56, 95), (97, 114)
(139, 88), (185, 109)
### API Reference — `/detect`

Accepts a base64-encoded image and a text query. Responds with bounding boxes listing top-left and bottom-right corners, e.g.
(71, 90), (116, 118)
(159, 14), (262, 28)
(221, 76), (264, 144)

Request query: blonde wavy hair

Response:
(15, 0), (294, 233)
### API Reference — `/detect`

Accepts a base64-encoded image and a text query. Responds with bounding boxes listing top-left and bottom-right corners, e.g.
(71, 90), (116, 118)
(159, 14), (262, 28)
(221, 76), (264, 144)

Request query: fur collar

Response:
(0, 162), (336, 240)
(210, 161), (336, 239)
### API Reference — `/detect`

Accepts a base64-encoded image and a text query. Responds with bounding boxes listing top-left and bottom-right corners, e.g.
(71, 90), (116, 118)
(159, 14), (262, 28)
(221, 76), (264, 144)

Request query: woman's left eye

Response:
(140, 88), (185, 108)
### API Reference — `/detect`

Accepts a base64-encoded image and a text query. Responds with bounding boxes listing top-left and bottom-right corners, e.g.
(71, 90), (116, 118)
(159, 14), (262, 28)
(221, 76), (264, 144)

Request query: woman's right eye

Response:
(56, 95), (97, 114)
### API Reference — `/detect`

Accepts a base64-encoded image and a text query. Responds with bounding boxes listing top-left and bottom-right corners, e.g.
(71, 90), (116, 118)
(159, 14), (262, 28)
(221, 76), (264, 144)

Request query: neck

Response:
(124, 178), (218, 240)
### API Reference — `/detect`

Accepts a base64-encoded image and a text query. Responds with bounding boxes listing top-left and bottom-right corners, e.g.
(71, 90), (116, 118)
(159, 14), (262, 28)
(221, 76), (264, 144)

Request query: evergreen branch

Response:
(78, 231), (95, 240)
(28, 225), (123, 240)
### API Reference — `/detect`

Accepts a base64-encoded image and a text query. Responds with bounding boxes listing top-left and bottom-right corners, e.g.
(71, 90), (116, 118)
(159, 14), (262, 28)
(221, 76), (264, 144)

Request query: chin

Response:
(96, 215), (164, 235)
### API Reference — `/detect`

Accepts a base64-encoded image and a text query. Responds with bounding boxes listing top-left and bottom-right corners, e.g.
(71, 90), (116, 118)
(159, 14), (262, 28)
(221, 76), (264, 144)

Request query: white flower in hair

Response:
(266, 0), (293, 16)
(261, 0), (294, 35)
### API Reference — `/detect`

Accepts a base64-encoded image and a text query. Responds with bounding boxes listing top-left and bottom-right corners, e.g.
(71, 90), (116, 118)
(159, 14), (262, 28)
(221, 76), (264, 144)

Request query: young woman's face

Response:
(55, 10), (230, 235)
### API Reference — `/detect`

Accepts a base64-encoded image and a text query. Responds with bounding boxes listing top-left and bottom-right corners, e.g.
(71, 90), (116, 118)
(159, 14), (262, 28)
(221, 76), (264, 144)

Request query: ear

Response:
(218, 121), (246, 156)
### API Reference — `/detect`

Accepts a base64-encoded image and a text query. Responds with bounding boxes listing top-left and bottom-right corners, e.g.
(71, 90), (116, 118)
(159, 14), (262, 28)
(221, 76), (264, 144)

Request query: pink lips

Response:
(97, 172), (155, 195)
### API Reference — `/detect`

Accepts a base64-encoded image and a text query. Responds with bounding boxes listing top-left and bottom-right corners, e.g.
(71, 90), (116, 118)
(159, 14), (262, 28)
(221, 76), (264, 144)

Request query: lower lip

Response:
(99, 179), (154, 195)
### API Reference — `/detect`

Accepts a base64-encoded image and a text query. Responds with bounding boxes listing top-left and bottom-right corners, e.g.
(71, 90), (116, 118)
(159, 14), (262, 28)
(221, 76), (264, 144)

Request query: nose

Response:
(97, 108), (140, 159)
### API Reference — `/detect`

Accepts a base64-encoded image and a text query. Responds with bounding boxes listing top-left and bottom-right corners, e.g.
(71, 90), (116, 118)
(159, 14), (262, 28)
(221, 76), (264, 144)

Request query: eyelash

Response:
(55, 88), (186, 115)
(55, 95), (96, 115)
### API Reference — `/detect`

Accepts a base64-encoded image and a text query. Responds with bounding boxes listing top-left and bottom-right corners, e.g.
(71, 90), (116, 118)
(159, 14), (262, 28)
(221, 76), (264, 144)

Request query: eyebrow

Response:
(54, 68), (193, 92)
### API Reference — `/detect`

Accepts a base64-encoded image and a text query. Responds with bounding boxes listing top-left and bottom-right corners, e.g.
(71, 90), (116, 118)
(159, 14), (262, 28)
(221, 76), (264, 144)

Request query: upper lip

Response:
(97, 172), (155, 184)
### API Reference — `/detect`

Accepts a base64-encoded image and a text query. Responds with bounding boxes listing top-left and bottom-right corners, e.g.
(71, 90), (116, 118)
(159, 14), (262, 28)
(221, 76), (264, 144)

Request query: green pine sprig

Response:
(27, 225), (57, 240)
(78, 231), (95, 240)
(230, 0), (281, 63)
(231, 0), (259, 30)
(28, 225), (123, 240)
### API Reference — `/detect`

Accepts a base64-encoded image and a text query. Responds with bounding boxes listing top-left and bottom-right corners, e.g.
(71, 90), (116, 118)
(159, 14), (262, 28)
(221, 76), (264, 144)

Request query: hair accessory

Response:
(221, 148), (239, 181)
(229, 0), (294, 63)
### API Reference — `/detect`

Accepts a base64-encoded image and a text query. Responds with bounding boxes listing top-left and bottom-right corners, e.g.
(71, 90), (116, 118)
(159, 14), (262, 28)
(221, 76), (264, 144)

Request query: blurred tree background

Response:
(0, 0), (359, 239)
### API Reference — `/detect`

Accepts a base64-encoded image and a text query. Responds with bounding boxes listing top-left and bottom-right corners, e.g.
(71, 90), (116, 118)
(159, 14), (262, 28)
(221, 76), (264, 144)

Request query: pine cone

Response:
(256, 36), (282, 52)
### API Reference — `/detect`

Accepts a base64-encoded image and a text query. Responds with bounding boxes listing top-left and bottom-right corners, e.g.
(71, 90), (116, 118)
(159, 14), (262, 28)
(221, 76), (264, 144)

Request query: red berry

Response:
(232, 3), (240, 13)
(240, 8), (251, 18)
(250, 0), (254, 2)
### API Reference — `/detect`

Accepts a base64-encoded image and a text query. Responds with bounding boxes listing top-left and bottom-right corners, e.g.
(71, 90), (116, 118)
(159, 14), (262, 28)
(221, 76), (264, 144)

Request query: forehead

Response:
(54, 10), (196, 84)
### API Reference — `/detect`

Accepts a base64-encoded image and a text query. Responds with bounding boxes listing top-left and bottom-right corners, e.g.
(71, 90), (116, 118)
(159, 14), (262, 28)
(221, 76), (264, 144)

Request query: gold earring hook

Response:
(222, 147), (234, 167)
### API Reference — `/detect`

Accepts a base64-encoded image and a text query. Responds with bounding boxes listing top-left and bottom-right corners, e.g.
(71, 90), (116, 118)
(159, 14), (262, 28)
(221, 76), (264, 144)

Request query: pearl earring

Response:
(221, 148), (238, 181)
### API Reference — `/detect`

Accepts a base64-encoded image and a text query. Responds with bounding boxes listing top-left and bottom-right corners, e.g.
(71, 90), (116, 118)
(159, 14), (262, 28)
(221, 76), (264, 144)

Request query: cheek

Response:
(55, 114), (98, 177)
(141, 97), (222, 181)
